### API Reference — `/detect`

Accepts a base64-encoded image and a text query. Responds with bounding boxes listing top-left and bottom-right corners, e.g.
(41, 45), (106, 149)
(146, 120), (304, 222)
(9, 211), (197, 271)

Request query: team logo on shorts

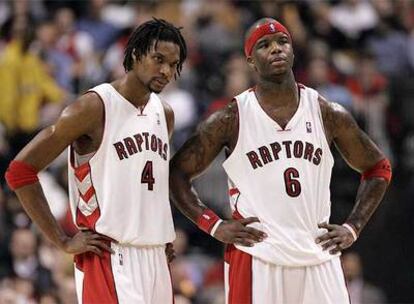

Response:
(306, 122), (312, 133)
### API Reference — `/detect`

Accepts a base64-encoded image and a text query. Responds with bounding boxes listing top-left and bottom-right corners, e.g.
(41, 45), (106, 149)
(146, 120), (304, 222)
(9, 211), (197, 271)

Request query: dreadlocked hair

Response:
(123, 17), (187, 77)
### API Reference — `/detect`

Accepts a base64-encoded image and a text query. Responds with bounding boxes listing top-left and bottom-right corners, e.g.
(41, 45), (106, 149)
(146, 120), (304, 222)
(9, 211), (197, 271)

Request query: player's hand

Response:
(61, 230), (115, 257)
(315, 222), (355, 254)
(213, 217), (267, 247)
(165, 242), (176, 263)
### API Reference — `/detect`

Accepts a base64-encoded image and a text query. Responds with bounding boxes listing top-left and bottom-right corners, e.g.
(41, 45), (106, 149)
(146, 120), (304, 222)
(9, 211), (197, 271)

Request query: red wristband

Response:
(197, 209), (221, 234)
(361, 158), (392, 184)
(5, 160), (39, 190)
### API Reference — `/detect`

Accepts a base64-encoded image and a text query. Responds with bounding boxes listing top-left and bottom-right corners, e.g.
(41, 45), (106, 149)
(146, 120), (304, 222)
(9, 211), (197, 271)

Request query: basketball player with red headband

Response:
(170, 18), (391, 303)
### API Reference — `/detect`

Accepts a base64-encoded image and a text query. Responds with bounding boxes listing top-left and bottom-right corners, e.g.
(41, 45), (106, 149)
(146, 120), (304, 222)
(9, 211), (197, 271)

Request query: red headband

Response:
(244, 21), (291, 57)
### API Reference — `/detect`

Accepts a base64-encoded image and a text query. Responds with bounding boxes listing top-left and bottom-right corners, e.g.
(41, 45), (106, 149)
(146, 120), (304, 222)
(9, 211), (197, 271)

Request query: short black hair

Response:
(123, 18), (187, 77)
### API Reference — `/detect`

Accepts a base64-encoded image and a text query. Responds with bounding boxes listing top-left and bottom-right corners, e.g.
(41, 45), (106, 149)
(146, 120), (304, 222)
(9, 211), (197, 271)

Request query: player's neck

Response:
(256, 72), (297, 107)
(114, 74), (151, 107)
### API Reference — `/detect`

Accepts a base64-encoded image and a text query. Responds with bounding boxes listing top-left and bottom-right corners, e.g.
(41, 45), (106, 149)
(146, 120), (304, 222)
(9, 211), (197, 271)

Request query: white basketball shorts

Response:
(224, 244), (350, 304)
(74, 242), (173, 303)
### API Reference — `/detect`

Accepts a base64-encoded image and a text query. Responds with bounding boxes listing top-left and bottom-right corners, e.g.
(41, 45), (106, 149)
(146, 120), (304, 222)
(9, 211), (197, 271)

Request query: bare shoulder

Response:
(201, 99), (239, 147)
(62, 92), (104, 122)
(318, 96), (384, 171)
(160, 99), (175, 138)
(171, 100), (239, 177)
(318, 95), (356, 144)
(14, 92), (104, 169)
(55, 91), (105, 140)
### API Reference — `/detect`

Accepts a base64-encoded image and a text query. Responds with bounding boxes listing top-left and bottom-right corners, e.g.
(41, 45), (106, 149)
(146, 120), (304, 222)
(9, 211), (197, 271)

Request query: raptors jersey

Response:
(68, 83), (175, 245)
(223, 85), (335, 266)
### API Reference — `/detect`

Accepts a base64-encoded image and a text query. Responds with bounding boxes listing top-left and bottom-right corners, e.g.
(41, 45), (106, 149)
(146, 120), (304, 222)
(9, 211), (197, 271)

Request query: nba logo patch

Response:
(306, 122), (312, 133)
(156, 113), (161, 125)
(270, 23), (276, 32)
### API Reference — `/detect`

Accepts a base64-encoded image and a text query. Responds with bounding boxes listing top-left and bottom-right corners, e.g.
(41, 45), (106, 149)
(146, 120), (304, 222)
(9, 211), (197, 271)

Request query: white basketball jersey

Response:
(67, 83), (175, 245)
(222, 85), (335, 266)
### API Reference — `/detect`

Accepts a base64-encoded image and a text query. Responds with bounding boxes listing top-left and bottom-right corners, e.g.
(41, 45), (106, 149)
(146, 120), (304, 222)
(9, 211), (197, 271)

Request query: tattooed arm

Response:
(170, 102), (266, 246)
(316, 99), (389, 254)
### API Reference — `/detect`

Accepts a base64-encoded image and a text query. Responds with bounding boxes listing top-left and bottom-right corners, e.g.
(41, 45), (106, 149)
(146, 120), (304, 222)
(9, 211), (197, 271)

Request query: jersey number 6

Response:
(141, 161), (155, 191)
(284, 167), (301, 197)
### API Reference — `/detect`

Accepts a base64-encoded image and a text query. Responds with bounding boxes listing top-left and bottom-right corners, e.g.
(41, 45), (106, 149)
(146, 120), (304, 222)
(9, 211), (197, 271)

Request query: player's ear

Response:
(247, 56), (257, 71)
(132, 48), (137, 62)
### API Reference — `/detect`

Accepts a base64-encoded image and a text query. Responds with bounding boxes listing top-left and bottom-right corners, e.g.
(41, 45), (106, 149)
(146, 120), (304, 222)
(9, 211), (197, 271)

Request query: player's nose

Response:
(160, 63), (173, 80)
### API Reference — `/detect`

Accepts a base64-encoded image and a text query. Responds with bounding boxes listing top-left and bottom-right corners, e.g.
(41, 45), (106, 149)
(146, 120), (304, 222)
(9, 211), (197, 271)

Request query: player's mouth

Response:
(269, 57), (287, 66)
(153, 78), (169, 86)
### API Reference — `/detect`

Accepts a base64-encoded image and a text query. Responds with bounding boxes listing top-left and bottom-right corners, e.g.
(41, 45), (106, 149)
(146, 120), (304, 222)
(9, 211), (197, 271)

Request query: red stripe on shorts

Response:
(226, 244), (252, 304)
(74, 241), (118, 304)
(226, 210), (253, 303)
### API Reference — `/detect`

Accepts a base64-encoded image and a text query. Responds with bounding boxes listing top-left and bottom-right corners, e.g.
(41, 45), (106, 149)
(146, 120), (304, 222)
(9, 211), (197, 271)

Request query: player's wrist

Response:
(196, 209), (222, 235)
(342, 223), (358, 241)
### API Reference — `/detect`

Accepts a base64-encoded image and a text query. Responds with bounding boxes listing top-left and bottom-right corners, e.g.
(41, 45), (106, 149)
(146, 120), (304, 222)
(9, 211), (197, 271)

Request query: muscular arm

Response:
(9, 93), (112, 255)
(317, 99), (389, 253)
(170, 102), (238, 222)
(170, 102), (265, 245)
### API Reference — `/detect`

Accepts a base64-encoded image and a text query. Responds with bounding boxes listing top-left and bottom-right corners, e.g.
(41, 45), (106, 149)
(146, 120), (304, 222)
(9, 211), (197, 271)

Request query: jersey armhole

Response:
(70, 90), (107, 168)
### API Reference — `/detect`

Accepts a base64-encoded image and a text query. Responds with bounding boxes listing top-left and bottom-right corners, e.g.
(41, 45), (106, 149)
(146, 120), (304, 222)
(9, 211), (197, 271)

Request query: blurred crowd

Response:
(0, 0), (414, 303)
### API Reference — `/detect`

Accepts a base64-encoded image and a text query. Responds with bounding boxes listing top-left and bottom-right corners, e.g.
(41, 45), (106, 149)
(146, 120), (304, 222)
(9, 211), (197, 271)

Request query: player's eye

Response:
(258, 41), (268, 49)
(154, 56), (163, 63)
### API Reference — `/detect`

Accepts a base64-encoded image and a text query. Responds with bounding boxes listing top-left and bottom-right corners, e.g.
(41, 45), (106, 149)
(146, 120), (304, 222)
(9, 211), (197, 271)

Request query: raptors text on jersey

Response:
(223, 84), (336, 266)
(67, 83), (175, 245)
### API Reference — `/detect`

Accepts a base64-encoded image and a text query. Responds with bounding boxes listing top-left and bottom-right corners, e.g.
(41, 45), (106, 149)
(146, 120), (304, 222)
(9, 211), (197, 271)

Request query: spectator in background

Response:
(346, 53), (392, 158)
(8, 229), (55, 295)
(329, 0), (378, 47)
(366, 16), (411, 78)
(306, 57), (353, 110)
(160, 81), (197, 151)
(76, 0), (120, 52)
(54, 7), (103, 92)
(0, 15), (64, 159)
(35, 20), (74, 93)
(342, 251), (386, 304)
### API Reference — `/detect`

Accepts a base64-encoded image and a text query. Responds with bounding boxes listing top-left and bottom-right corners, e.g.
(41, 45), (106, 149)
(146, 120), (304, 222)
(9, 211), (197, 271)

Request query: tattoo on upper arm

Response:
(173, 102), (238, 173)
(325, 101), (383, 171)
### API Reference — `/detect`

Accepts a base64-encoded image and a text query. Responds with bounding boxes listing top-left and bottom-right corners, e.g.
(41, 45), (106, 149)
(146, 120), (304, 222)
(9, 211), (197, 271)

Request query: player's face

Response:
(133, 41), (180, 93)
(248, 32), (293, 80)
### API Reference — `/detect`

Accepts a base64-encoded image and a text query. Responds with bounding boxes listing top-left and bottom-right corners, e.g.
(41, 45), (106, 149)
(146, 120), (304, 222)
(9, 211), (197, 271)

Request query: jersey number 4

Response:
(141, 161), (155, 191)
(284, 167), (301, 197)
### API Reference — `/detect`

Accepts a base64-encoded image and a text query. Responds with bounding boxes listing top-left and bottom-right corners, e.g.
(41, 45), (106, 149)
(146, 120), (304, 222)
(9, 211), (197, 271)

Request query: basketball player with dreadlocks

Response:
(5, 18), (197, 303)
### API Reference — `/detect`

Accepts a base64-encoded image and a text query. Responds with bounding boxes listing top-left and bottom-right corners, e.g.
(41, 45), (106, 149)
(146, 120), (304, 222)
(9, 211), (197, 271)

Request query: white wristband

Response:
(342, 223), (358, 241)
(210, 219), (223, 236)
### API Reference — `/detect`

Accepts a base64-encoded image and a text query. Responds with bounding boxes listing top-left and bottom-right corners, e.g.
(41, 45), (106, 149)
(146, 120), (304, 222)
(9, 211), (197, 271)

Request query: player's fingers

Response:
(321, 237), (341, 250)
(317, 222), (336, 230)
(329, 244), (344, 255)
(90, 234), (117, 243)
(233, 237), (255, 247)
(239, 217), (260, 226)
(243, 226), (267, 239)
(315, 231), (338, 244)
(236, 231), (260, 242)
(238, 230), (264, 242)
(89, 240), (114, 254)
(86, 245), (103, 257)
(167, 253), (176, 263)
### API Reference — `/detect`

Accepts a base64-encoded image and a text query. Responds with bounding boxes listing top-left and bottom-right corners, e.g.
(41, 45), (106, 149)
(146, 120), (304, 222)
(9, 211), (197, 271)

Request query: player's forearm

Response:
(169, 167), (207, 224)
(15, 183), (69, 249)
(345, 178), (388, 236)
